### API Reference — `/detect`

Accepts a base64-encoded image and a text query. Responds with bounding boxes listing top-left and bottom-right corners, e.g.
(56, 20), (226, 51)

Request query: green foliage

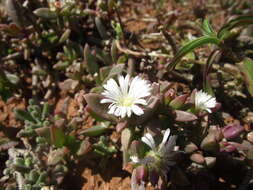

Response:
(218, 16), (253, 39)
(93, 136), (117, 156)
(80, 122), (110, 137)
(168, 35), (220, 71)
(15, 100), (51, 138)
(169, 16), (253, 71)
(238, 58), (253, 97)
(202, 19), (216, 36)
(0, 71), (13, 102)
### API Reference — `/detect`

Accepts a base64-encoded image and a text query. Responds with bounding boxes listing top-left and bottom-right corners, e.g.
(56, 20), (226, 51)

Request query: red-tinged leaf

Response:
(84, 93), (118, 122)
(174, 110), (197, 122)
(116, 121), (128, 132)
(50, 126), (66, 148)
(128, 96), (161, 125)
(169, 94), (188, 109)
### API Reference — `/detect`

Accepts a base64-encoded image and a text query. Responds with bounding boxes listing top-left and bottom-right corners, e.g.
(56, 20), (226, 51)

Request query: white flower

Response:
(194, 90), (216, 113)
(100, 75), (151, 118)
(141, 128), (171, 151)
(130, 155), (140, 163)
(141, 133), (156, 150)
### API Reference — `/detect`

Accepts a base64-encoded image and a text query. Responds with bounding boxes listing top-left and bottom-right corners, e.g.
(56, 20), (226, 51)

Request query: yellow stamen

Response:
(119, 97), (134, 107)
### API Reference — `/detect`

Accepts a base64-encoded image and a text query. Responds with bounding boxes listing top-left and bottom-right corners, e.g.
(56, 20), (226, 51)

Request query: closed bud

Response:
(135, 165), (148, 183)
(149, 169), (159, 186)
(130, 140), (144, 157)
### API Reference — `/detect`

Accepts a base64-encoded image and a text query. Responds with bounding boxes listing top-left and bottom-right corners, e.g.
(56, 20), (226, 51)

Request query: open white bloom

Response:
(141, 128), (171, 152)
(195, 90), (216, 113)
(101, 75), (151, 118)
(130, 155), (140, 163)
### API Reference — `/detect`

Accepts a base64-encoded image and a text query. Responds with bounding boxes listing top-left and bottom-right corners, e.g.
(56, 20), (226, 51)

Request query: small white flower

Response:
(159, 128), (171, 150)
(130, 155), (140, 163)
(101, 75), (151, 118)
(141, 133), (156, 150)
(195, 90), (216, 113)
(141, 128), (171, 151)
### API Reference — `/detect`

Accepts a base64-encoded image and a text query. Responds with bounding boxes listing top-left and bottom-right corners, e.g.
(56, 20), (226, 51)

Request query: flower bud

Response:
(135, 165), (148, 183)
(222, 124), (244, 140)
(130, 140), (142, 156)
(149, 169), (159, 186)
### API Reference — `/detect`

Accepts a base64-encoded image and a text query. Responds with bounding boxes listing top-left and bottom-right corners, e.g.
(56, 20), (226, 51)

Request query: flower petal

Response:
(141, 136), (153, 149)
(100, 98), (115, 104)
(132, 105), (144, 116)
(162, 128), (171, 145)
(133, 99), (147, 105)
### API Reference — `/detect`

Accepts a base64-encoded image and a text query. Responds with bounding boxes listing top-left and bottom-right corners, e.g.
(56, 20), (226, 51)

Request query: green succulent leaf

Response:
(83, 44), (99, 74)
(15, 109), (37, 123)
(33, 8), (57, 19)
(95, 17), (108, 39)
(103, 64), (125, 83)
(50, 127), (66, 148)
(80, 123), (109, 137)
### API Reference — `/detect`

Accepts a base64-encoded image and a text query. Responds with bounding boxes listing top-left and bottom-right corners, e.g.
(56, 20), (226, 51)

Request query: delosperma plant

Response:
(1, 0), (253, 190)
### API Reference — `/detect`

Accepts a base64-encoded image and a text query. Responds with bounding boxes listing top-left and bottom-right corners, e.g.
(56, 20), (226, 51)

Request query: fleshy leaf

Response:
(33, 8), (57, 19)
(174, 110), (198, 122)
(169, 94), (188, 109)
(80, 123), (109, 137)
(237, 58), (253, 97)
(84, 93), (118, 121)
(83, 44), (99, 75)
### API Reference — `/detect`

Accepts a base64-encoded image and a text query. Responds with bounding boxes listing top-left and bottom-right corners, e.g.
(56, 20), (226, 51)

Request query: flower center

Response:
(119, 96), (134, 107)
